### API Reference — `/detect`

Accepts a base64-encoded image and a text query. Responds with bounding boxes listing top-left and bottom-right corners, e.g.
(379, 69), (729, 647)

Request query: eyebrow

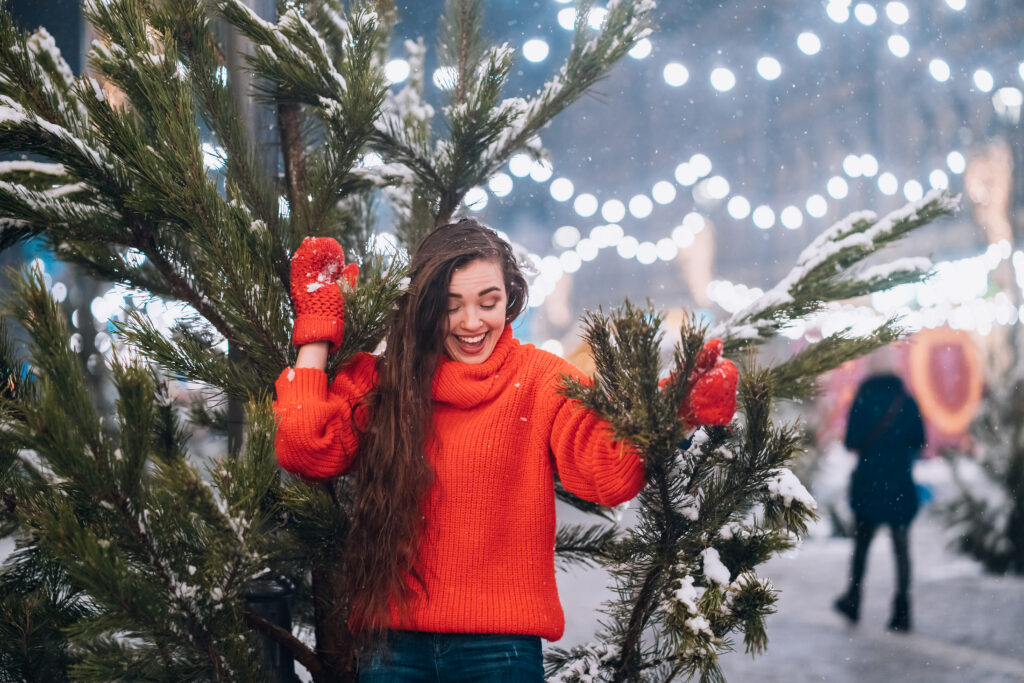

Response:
(448, 286), (502, 298)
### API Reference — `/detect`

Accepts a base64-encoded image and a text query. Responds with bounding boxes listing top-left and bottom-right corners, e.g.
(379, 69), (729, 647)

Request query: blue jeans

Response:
(358, 631), (544, 682)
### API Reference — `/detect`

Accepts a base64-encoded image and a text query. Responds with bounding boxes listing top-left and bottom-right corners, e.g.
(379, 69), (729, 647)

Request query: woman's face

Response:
(444, 259), (508, 364)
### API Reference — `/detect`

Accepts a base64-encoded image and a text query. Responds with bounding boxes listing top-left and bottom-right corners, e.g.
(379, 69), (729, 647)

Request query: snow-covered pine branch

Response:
(713, 189), (958, 345)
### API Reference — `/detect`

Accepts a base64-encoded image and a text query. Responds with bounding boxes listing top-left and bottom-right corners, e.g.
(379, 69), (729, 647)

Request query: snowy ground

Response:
(555, 457), (1024, 682)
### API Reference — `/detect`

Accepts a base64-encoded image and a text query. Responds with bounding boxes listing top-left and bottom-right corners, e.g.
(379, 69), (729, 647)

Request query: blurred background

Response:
(3, 1), (1023, 680)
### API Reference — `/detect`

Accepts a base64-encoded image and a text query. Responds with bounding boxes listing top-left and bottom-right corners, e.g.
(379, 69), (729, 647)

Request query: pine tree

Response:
(942, 318), (1024, 575)
(0, 0), (957, 681)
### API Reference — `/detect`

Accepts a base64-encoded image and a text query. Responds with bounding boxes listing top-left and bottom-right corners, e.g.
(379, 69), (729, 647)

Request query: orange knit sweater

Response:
(273, 325), (646, 641)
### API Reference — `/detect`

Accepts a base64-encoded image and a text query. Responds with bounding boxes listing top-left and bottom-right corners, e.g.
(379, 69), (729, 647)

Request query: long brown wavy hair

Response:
(344, 217), (528, 636)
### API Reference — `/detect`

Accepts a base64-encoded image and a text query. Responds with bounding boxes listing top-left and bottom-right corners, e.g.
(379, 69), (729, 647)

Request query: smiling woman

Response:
(273, 218), (737, 681)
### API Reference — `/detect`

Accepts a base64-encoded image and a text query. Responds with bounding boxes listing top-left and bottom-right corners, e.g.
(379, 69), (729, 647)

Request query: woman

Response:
(274, 218), (736, 680)
(834, 373), (925, 633)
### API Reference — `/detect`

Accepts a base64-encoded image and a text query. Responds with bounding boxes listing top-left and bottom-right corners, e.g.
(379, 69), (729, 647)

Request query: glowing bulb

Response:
(384, 59), (410, 84)
(826, 2), (850, 22)
(946, 151), (966, 174)
(509, 153), (532, 177)
(929, 169), (949, 189)
(432, 66), (457, 90)
(588, 7), (608, 29)
(636, 241), (658, 265)
(929, 59), (951, 82)
(522, 39), (549, 63)
(651, 181), (677, 204)
(903, 179), (924, 201)
(885, 2), (909, 24)
(617, 235), (639, 259)
(553, 225), (581, 249)
(854, 3), (877, 25)
(710, 67), (736, 92)
(704, 175), (730, 200)
(557, 8), (576, 30)
(781, 206), (804, 230)
(576, 238), (598, 262)
(827, 176), (849, 199)
(797, 32), (822, 55)
(945, 0), (966, 10)
(973, 69), (994, 92)
(683, 212), (706, 232)
(842, 154), (863, 177)
(757, 56), (782, 81)
(675, 162), (698, 186)
(529, 160), (552, 183)
(887, 34), (910, 57)
(560, 250), (582, 273)
(463, 186), (488, 211)
(628, 38), (652, 60)
(672, 225), (695, 248)
(663, 62), (690, 87)
(727, 195), (751, 219)
(860, 154), (879, 177)
(806, 194), (828, 217)
(601, 199), (626, 223)
(573, 193), (598, 217)
(549, 177), (574, 202)
(689, 153), (712, 177)
(753, 205), (775, 229)
(488, 173), (513, 197)
(878, 172), (899, 195)
(656, 238), (678, 261)
(628, 194), (654, 219)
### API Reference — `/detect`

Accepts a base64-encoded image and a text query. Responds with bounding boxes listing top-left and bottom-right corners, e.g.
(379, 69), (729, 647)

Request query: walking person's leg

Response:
(835, 518), (878, 622)
(888, 524), (912, 631)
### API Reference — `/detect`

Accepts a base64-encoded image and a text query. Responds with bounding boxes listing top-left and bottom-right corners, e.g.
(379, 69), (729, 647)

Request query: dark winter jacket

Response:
(844, 374), (926, 526)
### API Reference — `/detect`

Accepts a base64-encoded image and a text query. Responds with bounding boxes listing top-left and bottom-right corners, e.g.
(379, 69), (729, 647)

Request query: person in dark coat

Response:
(834, 373), (925, 632)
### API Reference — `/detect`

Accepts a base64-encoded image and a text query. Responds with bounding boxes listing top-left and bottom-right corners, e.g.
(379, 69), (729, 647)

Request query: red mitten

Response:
(677, 339), (739, 427)
(290, 237), (359, 352)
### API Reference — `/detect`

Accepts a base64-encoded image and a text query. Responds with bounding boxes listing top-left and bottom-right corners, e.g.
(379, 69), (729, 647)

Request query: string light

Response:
(756, 56), (782, 81)
(854, 3), (878, 25)
(885, 2), (910, 25)
(384, 59), (410, 84)
(454, 0), (1018, 311)
(887, 34), (910, 57)
(929, 58), (951, 82)
(797, 32), (822, 55)
(522, 39), (550, 63)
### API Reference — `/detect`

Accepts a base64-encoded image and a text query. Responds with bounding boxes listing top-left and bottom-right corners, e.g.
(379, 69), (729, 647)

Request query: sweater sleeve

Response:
(545, 360), (646, 507)
(273, 353), (377, 480)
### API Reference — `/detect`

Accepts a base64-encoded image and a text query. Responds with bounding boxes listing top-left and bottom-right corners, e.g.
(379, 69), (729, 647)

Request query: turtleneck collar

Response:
(432, 325), (517, 408)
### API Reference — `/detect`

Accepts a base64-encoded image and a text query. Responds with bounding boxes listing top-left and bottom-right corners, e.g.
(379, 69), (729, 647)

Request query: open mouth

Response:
(453, 331), (488, 355)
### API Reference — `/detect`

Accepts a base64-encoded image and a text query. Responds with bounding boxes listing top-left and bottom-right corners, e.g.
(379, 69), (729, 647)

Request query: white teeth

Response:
(458, 333), (485, 344)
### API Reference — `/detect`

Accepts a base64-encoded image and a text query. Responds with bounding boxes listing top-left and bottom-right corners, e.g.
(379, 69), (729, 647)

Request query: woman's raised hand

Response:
(678, 338), (738, 427)
(290, 236), (359, 353)
(659, 339), (739, 428)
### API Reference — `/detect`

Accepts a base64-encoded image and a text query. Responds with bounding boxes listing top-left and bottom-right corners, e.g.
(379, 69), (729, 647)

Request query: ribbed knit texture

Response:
(273, 325), (646, 640)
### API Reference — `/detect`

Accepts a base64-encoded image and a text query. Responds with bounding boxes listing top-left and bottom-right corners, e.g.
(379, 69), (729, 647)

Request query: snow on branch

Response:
(0, 96), (113, 174)
(0, 160), (67, 176)
(714, 189), (958, 343)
